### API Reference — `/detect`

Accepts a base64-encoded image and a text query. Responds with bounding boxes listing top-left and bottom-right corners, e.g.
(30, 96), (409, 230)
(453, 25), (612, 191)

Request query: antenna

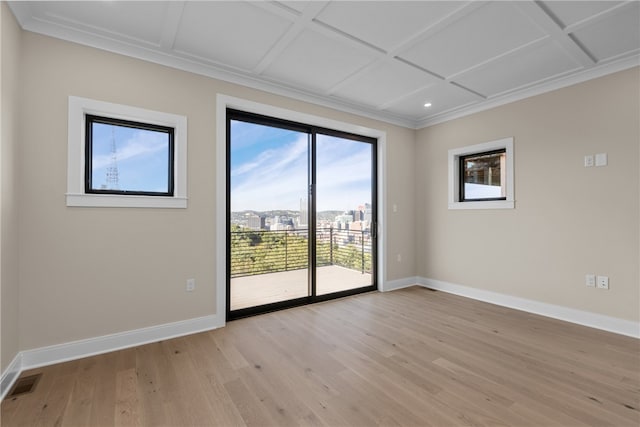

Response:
(105, 127), (120, 190)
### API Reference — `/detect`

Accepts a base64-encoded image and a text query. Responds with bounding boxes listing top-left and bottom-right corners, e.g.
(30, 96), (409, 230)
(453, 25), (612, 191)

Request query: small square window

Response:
(459, 149), (506, 202)
(85, 115), (174, 196)
(448, 137), (514, 210)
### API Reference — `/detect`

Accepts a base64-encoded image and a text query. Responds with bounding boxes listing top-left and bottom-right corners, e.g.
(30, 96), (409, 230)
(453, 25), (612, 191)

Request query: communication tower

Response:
(104, 127), (120, 190)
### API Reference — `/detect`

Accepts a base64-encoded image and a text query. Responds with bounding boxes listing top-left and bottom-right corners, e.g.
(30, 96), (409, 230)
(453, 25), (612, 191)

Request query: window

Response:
(85, 115), (174, 196)
(459, 149), (506, 202)
(448, 137), (514, 210)
(67, 96), (187, 208)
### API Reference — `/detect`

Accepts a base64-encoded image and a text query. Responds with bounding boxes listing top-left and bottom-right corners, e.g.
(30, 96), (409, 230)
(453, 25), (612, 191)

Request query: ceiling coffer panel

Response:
(384, 82), (482, 120)
(455, 40), (582, 97)
(314, 1), (462, 52)
(397, 1), (548, 78)
(569, 3), (640, 62)
(333, 60), (441, 108)
(539, 1), (624, 28)
(261, 29), (378, 93)
(29, 0), (169, 46)
(173, 1), (293, 71)
(276, 1), (307, 14)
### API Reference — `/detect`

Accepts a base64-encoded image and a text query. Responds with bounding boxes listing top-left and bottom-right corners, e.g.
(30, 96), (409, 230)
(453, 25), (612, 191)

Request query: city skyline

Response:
(232, 203), (372, 234)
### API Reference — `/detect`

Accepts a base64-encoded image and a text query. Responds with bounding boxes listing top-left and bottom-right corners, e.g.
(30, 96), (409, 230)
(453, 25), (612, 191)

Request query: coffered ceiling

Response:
(8, 1), (640, 128)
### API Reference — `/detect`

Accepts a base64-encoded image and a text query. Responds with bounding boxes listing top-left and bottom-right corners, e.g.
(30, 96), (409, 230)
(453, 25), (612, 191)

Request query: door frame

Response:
(216, 95), (387, 325)
(226, 109), (378, 320)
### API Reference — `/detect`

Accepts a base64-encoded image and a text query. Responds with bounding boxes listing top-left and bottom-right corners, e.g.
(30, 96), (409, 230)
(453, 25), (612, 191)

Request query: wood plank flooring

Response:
(2, 286), (639, 426)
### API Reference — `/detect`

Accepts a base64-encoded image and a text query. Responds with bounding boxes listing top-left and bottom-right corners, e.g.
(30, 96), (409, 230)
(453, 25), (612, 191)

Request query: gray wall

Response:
(1, 2), (22, 373)
(415, 68), (639, 322)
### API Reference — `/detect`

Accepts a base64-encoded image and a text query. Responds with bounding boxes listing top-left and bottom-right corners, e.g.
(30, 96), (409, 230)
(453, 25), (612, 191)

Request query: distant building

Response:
(270, 215), (294, 231)
(335, 214), (353, 230)
(270, 222), (293, 231)
(364, 203), (372, 223)
(350, 221), (364, 231)
(299, 197), (308, 228)
(356, 203), (372, 223)
(247, 214), (265, 230)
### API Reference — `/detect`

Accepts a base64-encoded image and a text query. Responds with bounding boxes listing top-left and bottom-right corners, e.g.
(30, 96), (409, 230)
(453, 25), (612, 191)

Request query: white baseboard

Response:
(1, 313), (224, 401)
(418, 277), (640, 339)
(381, 276), (419, 292)
(0, 353), (23, 401)
(22, 314), (224, 370)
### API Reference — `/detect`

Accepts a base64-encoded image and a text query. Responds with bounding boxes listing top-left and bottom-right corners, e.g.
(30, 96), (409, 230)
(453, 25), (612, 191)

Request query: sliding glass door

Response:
(227, 110), (376, 320)
(315, 132), (375, 296)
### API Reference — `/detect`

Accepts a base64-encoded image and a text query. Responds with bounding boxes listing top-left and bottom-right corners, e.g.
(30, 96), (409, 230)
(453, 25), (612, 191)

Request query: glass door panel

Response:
(315, 133), (375, 296)
(227, 110), (377, 320)
(229, 118), (310, 312)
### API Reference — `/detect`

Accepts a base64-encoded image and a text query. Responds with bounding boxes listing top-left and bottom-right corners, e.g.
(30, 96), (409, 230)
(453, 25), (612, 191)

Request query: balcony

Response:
(230, 228), (373, 310)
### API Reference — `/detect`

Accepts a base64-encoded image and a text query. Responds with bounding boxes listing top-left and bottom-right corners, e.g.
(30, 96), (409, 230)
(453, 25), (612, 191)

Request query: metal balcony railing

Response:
(230, 227), (372, 278)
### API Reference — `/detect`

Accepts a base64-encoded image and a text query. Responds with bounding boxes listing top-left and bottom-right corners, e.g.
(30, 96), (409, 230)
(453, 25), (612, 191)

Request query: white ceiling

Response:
(8, 1), (640, 129)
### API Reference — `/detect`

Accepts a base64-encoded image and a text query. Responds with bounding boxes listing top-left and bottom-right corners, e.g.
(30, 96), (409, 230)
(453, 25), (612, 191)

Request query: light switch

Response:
(584, 155), (594, 167)
(595, 153), (607, 167)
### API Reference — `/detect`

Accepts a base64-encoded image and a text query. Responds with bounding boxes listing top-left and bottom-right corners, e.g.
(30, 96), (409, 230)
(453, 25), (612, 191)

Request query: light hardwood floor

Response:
(2, 286), (639, 426)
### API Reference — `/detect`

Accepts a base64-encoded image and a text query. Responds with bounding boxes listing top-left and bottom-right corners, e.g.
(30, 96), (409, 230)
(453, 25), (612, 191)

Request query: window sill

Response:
(448, 200), (514, 210)
(66, 193), (187, 208)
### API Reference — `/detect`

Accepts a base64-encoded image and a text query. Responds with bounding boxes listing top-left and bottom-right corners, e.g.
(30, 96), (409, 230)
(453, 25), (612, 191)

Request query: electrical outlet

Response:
(397, 254), (402, 262)
(186, 278), (195, 292)
(585, 274), (596, 287)
(584, 155), (594, 167)
(596, 276), (609, 290)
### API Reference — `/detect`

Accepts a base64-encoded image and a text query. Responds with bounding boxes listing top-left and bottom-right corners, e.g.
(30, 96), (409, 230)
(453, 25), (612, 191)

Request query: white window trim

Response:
(448, 137), (514, 210)
(67, 96), (187, 208)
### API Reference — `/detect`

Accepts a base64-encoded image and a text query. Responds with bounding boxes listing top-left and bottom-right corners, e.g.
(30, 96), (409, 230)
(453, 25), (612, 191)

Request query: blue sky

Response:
(230, 120), (372, 212)
(91, 122), (170, 192)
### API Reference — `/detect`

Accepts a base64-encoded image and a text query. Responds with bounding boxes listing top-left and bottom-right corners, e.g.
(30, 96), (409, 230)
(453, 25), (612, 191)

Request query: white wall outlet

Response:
(397, 254), (402, 262)
(393, 204), (398, 213)
(595, 153), (607, 167)
(584, 155), (594, 167)
(585, 274), (596, 287)
(596, 276), (609, 290)
(186, 278), (195, 292)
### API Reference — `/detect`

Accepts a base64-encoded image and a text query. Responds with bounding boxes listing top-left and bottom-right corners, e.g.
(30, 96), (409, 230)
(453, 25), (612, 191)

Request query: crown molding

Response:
(416, 54), (640, 129)
(8, 2), (640, 131)
(7, 2), (416, 129)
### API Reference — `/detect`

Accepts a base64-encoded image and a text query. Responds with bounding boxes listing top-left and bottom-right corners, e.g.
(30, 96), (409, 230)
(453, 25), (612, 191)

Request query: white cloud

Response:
(92, 130), (167, 170)
(231, 134), (373, 212)
(231, 136), (308, 211)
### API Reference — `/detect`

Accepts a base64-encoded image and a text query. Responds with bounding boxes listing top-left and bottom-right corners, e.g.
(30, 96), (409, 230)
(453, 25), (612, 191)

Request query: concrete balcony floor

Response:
(230, 265), (372, 310)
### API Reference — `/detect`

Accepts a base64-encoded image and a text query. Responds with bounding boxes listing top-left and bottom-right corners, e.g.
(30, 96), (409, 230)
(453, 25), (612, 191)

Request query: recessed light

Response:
(424, 103), (432, 108)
